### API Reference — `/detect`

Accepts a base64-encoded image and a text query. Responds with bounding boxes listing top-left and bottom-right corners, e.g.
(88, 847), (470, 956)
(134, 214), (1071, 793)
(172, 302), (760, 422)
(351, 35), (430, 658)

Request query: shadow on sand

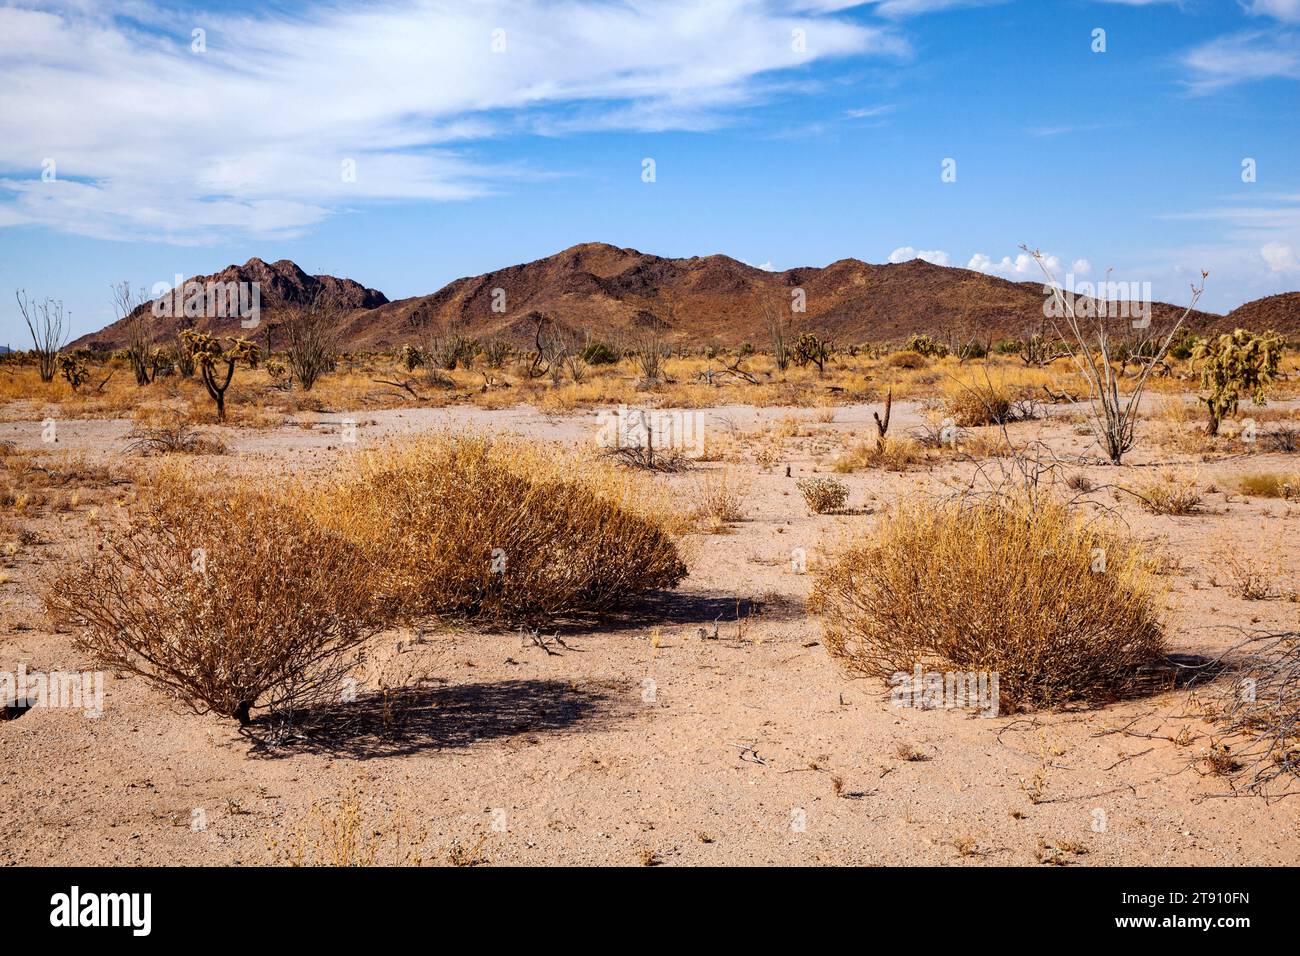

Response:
(243, 677), (630, 760)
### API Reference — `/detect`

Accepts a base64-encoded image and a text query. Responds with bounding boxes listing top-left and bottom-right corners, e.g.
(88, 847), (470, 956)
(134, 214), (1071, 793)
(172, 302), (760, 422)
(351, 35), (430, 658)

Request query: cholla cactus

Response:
(906, 333), (949, 359)
(57, 353), (89, 391)
(182, 330), (261, 422)
(400, 343), (425, 372)
(1191, 328), (1283, 436)
(793, 331), (833, 376)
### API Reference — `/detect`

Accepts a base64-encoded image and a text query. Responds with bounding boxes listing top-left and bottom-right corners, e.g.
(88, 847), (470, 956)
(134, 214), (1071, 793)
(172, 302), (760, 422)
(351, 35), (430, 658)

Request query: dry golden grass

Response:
(273, 785), (435, 866)
(834, 436), (926, 472)
(1238, 472), (1299, 499)
(1131, 470), (1203, 515)
(810, 494), (1166, 710)
(688, 467), (749, 532)
(0, 347), (1109, 421)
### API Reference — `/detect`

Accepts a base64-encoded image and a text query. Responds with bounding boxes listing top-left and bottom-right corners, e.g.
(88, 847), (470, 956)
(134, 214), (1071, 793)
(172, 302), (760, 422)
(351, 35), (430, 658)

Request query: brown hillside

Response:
(1223, 291), (1300, 338)
(71, 258), (388, 351)
(72, 243), (1300, 352)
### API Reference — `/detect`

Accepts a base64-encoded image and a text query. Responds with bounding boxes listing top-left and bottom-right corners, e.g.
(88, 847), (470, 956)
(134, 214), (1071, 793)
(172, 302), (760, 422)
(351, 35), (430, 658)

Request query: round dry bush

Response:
(885, 350), (928, 369)
(943, 379), (1013, 427)
(809, 496), (1166, 710)
(43, 483), (389, 725)
(316, 434), (687, 627)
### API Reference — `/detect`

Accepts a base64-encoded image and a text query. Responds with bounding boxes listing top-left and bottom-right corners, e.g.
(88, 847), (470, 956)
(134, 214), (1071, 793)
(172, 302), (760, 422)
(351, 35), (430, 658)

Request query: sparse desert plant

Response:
(1132, 471), (1201, 515)
(1028, 246), (1206, 464)
(182, 330), (260, 422)
(281, 288), (347, 390)
(810, 494), (1166, 709)
(886, 349), (928, 369)
(690, 468), (749, 531)
(1191, 328), (1284, 436)
(1262, 424), (1299, 454)
(834, 436), (923, 472)
(1238, 472), (1297, 499)
(16, 290), (69, 382)
(581, 341), (618, 366)
(797, 476), (848, 514)
(400, 343), (424, 371)
(793, 331), (833, 377)
(57, 353), (89, 391)
(1064, 471), (1095, 493)
(943, 375), (1014, 427)
(313, 434), (687, 626)
(113, 282), (160, 386)
(1201, 629), (1300, 792)
(123, 420), (226, 456)
(1225, 544), (1279, 600)
(482, 339), (512, 369)
(274, 785), (430, 866)
(43, 481), (389, 725)
(906, 333), (948, 358)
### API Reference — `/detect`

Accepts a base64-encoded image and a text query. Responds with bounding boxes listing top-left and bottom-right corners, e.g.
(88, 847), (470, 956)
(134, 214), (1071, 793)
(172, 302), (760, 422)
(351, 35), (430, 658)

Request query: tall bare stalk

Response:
(16, 291), (68, 382)
(1025, 245), (1206, 465)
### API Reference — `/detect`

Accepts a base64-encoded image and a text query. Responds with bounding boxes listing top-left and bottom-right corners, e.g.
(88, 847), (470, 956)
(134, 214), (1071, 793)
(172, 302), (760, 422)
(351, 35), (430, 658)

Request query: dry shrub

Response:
(1200, 630), (1300, 792)
(43, 480), (387, 725)
(886, 350), (928, 369)
(1132, 471), (1202, 515)
(834, 436), (923, 472)
(1225, 544), (1279, 600)
(1238, 472), (1297, 499)
(124, 420), (226, 456)
(809, 495), (1166, 709)
(689, 467), (749, 532)
(796, 476), (848, 514)
(943, 376), (1013, 427)
(314, 434), (687, 626)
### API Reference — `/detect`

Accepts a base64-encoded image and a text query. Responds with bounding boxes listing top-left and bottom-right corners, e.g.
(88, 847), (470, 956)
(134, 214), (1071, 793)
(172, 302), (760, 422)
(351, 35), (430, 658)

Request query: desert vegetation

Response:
(3, 281), (1300, 868)
(809, 492), (1166, 710)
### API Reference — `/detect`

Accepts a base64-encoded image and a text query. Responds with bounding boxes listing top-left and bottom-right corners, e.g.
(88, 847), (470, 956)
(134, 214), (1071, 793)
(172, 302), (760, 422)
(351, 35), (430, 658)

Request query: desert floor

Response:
(1, 400), (1298, 866)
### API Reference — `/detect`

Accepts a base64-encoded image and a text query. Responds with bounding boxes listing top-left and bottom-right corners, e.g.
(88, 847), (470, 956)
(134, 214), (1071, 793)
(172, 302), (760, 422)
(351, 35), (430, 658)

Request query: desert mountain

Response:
(71, 258), (388, 351)
(73, 243), (1300, 352)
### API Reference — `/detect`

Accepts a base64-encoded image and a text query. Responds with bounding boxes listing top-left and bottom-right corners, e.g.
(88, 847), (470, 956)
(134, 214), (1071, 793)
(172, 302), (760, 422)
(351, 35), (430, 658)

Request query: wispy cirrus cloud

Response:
(0, 1), (907, 243)
(1181, 30), (1300, 92)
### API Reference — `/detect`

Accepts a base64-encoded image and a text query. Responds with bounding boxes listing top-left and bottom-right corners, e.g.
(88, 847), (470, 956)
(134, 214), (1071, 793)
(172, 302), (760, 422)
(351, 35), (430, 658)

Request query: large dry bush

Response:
(809, 495), (1166, 709)
(312, 434), (687, 627)
(44, 481), (388, 725)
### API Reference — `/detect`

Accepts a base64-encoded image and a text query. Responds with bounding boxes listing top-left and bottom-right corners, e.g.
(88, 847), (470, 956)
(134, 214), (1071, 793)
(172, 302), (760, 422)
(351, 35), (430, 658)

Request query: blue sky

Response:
(0, 0), (1297, 344)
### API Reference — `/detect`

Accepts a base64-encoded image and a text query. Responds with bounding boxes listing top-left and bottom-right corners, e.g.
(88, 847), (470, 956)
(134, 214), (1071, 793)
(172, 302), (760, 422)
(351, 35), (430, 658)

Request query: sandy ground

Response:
(1, 400), (1298, 866)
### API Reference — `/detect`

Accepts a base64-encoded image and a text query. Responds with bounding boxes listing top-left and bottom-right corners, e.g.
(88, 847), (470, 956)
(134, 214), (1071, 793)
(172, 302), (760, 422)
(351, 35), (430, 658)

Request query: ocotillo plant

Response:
(182, 330), (261, 422)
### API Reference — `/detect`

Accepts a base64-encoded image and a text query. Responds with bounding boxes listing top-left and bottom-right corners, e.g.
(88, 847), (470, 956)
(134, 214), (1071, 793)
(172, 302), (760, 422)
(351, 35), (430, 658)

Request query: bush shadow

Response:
(243, 677), (630, 759)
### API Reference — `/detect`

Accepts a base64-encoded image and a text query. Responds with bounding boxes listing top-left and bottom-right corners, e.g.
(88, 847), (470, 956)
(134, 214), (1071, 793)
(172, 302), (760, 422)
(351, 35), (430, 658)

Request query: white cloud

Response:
(1071, 258), (1092, 277)
(1242, 0), (1300, 23)
(889, 245), (950, 266)
(845, 104), (895, 118)
(966, 251), (1060, 278)
(1261, 242), (1298, 272)
(1182, 31), (1300, 93)
(0, 1), (906, 243)
(866, 0), (1005, 16)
